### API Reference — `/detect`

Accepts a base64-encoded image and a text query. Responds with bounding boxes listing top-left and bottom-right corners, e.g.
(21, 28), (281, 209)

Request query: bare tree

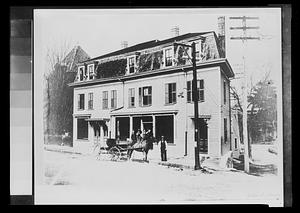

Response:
(43, 41), (75, 144)
(230, 68), (276, 159)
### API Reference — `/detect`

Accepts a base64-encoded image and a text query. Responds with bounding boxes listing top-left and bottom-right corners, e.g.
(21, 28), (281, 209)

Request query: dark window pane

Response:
(77, 118), (88, 139)
(199, 90), (204, 101)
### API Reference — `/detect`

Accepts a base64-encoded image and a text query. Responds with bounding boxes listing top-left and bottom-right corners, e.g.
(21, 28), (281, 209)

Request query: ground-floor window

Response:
(155, 115), (174, 144)
(114, 115), (175, 144)
(77, 118), (88, 140)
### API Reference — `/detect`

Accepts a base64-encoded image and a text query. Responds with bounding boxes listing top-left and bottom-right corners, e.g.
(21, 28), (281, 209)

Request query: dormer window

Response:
(128, 56), (135, 74)
(87, 64), (95, 80)
(164, 48), (173, 67)
(78, 66), (85, 81)
(195, 41), (201, 59)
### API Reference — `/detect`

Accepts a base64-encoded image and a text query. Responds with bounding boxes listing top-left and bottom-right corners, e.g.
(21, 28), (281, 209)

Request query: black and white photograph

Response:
(31, 8), (285, 205)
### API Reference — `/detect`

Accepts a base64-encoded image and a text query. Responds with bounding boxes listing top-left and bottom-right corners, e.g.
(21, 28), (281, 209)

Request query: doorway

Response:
(116, 117), (130, 141)
(155, 115), (174, 143)
(77, 118), (88, 140)
(198, 118), (208, 153)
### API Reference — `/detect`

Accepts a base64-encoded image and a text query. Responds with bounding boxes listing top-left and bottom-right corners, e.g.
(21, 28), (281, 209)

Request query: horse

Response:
(127, 136), (153, 162)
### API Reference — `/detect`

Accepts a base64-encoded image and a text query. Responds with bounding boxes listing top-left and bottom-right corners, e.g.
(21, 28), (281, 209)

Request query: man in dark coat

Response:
(158, 136), (167, 161)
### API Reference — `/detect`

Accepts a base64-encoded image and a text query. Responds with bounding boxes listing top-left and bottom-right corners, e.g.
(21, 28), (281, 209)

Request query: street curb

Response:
(44, 147), (82, 155)
(157, 161), (193, 170)
(44, 147), (212, 171)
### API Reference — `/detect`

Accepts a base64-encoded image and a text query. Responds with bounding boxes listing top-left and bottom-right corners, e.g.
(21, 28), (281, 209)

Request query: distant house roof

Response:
(82, 32), (214, 63)
(62, 45), (90, 72)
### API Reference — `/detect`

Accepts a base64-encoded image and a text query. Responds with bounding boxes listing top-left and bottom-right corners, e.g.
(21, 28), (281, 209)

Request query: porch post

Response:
(173, 114), (176, 144)
(129, 116), (133, 136)
(73, 117), (77, 147)
(88, 122), (94, 143)
(152, 115), (156, 138)
(207, 120), (210, 155)
(100, 124), (104, 146)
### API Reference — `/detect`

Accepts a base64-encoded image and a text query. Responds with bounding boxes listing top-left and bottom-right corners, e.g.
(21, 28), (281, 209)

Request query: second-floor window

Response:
(102, 91), (108, 109)
(165, 48), (173, 67)
(187, 79), (205, 102)
(139, 86), (152, 106)
(88, 64), (94, 80)
(78, 94), (85, 110)
(88, 93), (93, 110)
(128, 88), (135, 108)
(111, 90), (117, 109)
(128, 56), (135, 74)
(165, 83), (176, 104)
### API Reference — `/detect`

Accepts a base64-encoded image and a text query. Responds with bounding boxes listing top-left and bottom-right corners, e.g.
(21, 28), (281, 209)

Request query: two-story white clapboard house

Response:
(68, 31), (234, 158)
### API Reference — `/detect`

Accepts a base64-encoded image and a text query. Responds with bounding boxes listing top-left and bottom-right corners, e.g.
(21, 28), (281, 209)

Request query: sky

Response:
(34, 8), (282, 92)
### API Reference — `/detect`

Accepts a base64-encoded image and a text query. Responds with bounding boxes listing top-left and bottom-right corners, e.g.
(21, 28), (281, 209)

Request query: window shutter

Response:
(148, 87), (152, 105)
(165, 84), (169, 104)
(191, 81), (195, 102)
(187, 81), (191, 102)
(91, 93), (93, 109)
(77, 94), (80, 110)
(173, 83), (176, 103)
(111, 91), (113, 108)
(102, 92), (104, 109)
(115, 91), (117, 108)
(202, 80), (205, 101)
(139, 87), (142, 106)
(83, 94), (85, 109)
(128, 89), (131, 107)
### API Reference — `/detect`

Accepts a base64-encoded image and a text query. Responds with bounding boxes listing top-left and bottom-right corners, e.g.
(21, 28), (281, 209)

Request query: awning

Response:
(73, 114), (91, 118)
(85, 118), (110, 122)
(189, 115), (211, 119)
(110, 109), (179, 116)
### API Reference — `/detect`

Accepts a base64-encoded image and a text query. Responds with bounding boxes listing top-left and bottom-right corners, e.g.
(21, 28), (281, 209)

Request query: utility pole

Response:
(192, 42), (201, 170)
(229, 16), (260, 173)
(174, 41), (201, 170)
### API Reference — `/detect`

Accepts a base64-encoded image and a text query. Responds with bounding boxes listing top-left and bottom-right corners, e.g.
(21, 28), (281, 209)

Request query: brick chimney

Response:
(121, 41), (128, 49)
(171, 26), (180, 37)
(218, 16), (226, 58)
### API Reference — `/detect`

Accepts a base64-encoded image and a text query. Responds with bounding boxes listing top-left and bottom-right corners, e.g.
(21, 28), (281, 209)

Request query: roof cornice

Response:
(68, 58), (234, 88)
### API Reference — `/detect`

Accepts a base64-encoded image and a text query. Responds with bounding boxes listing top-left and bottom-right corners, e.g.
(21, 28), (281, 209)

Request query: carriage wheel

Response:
(108, 147), (121, 161)
(95, 149), (102, 160)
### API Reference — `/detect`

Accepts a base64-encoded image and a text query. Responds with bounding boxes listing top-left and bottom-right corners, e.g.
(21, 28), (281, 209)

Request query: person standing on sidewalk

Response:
(158, 136), (167, 161)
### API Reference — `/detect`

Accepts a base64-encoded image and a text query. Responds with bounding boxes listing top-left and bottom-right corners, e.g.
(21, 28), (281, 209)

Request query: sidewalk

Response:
(44, 144), (81, 155)
(44, 144), (226, 172)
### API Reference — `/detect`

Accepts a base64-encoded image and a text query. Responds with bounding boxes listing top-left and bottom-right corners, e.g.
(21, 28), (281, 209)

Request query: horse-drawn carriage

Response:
(93, 136), (154, 162)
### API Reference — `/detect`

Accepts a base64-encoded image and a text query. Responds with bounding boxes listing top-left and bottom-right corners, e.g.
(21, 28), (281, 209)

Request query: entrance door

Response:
(198, 118), (208, 153)
(116, 117), (130, 141)
(155, 115), (174, 143)
(77, 118), (88, 140)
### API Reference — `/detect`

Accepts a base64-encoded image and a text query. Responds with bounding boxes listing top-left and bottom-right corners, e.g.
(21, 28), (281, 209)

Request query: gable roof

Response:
(62, 45), (90, 72)
(82, 32), (214, 63)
